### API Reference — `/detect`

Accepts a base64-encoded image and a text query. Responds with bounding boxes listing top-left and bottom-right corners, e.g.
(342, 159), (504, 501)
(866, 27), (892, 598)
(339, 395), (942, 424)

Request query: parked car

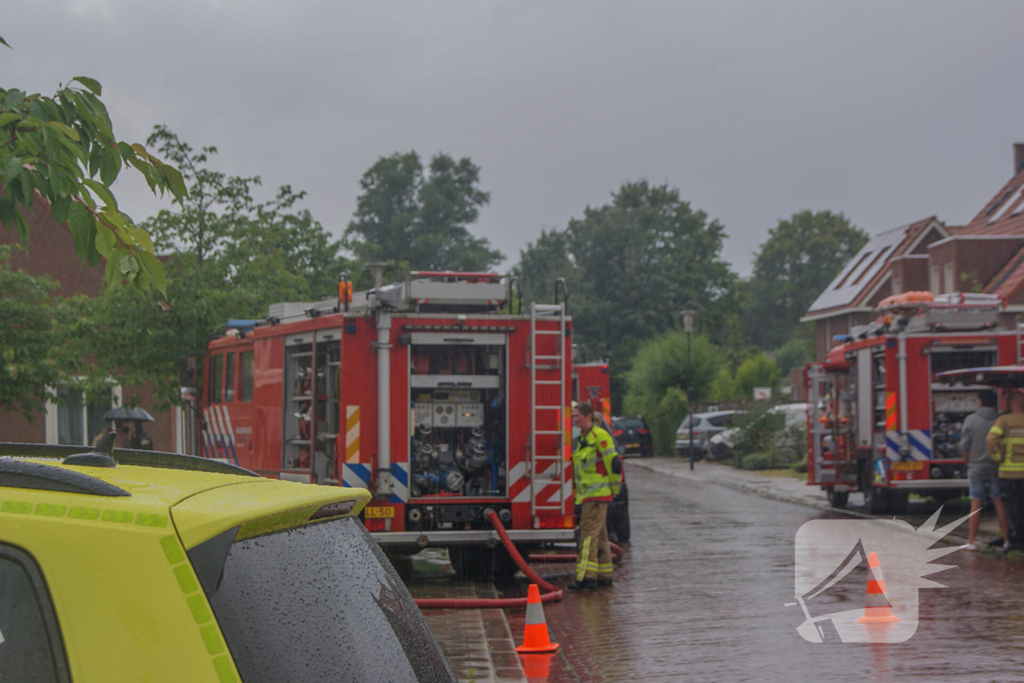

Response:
(0, 440), (456, 683)
(611, 416), (653, 458)
(675, 410), (744, 459)
(708, 403), (808, 461)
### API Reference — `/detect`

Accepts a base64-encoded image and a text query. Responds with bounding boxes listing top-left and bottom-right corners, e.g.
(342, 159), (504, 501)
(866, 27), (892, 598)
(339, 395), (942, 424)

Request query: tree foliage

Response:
(345, 151), (502, 273)
(73, 127), (347, 406)
(0, 79), (186, 292)
(742, 210), (868, 348)
(623, 331), (724, 455)
(711, 352), (782, 400)
(0, 246), (94, 419)
(518, 180), (738, 407)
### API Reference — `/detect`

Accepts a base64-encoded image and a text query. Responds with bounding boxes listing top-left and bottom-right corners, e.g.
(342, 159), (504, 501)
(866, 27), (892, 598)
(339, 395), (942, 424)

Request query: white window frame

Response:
(944, 262), (954, 295)
(892, 277), (902, 296)
(930, 265), (940, 294)
(44, 381), (122, 446)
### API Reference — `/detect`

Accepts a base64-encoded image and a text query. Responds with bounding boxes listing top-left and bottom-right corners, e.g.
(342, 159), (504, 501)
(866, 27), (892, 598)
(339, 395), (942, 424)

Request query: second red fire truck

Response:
(186, 271), (583, 578)
(806, 292), (1019, 514)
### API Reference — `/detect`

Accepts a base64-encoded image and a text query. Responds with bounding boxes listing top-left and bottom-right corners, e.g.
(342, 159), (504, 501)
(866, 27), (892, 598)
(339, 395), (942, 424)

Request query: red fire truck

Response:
(806, 292), (1018, 514)
(573, 360), (611, 426)
(187, 271), (577, 578)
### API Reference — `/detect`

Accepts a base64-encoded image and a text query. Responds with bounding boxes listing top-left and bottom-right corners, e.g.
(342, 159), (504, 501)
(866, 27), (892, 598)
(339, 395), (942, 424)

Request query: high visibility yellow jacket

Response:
(572, 425), (621, 504)
(986, 412), (1024, 479)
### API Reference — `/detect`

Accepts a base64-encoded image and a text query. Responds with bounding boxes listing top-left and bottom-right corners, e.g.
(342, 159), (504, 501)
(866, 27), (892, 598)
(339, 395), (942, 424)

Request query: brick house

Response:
(802, 143), (1024, 360)
(1, 196), (183, 451)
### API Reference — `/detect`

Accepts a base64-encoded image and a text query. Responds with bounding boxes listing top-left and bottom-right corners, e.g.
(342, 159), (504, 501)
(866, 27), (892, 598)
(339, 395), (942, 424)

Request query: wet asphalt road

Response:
(417, 463), (1024, 682)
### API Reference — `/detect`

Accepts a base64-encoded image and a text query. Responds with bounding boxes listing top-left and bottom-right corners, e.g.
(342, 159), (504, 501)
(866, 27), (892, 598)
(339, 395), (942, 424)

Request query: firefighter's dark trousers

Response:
(1002, 478), (1024, 545)
(576, 501), (612, 581)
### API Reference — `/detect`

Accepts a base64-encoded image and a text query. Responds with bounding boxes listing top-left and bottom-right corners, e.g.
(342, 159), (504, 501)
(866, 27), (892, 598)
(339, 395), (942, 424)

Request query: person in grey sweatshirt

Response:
(961, 390), (1010, 550)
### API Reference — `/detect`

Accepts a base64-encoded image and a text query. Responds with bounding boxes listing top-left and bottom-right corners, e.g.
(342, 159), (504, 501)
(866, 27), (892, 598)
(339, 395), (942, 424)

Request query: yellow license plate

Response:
(365, 506), (395, 518)
(891, 461), (924, 471)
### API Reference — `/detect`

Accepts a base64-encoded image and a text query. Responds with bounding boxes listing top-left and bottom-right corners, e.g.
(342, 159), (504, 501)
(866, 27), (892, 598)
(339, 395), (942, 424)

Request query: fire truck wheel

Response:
(863, 485), (889, 515)
(826, 489), (849, 509)
(384, 552), (414, 583)
(448, 545), (486, 581)
(888, 491), (909, 515)
(607, 483), (631, 543)
(608, 506), (631, 543)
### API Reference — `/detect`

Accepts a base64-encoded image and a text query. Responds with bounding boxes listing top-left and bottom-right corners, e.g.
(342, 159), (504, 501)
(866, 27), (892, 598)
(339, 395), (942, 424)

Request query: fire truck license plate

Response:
(891, 461), (924, 471)
(365, 506), (395, 518)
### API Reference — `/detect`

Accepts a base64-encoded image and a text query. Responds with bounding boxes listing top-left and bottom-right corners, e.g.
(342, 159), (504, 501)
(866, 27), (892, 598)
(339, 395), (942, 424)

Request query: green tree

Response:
(0, 79), (186, 291)
(742, 210), (868, 349)
(733, 353), (781, 400)
(75, 127), (346, 405)
(772, 332), (813, 376)
(0, 246), (76, 419)
(345, 151), (502, 272)
(518, 180), (739, 410)
(623, 331), (724, 454)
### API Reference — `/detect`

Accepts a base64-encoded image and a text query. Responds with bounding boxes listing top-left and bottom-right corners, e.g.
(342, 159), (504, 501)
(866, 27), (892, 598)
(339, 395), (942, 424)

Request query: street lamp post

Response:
(681, 309), (696, 471)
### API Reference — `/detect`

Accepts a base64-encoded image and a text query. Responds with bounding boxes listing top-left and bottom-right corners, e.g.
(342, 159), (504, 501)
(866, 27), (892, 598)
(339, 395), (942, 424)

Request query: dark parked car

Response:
(612, 416), (653, 458)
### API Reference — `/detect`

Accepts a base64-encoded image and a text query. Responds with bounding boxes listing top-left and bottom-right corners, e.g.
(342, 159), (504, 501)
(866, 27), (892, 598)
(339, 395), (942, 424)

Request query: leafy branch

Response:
(0, 77), (188, 293)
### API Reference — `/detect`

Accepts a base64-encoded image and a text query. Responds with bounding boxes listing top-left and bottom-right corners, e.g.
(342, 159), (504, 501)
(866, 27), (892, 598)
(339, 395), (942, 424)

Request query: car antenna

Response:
(63, 431), (117, 468)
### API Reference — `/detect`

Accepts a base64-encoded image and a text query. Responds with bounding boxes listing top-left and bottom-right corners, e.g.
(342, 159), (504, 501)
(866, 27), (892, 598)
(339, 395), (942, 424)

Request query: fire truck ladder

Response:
(529, 302), (568, 516)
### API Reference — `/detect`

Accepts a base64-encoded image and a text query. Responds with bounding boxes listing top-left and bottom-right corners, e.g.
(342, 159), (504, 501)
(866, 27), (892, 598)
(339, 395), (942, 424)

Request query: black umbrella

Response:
(103, 406), (155, 422)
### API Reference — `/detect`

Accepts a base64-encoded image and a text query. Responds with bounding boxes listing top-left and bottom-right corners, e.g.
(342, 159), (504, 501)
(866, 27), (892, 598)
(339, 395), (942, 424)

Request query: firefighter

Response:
(986, 390), (1024, 550)
(568, 402), (622, 591)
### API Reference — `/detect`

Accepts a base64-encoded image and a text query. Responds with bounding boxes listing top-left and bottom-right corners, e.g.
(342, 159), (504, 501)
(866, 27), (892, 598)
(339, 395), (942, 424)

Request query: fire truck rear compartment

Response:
(410, 341), (507, 500)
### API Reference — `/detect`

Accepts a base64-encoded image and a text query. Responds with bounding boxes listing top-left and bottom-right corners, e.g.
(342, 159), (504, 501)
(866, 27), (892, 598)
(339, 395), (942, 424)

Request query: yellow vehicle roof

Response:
(0, 451), (370, 549)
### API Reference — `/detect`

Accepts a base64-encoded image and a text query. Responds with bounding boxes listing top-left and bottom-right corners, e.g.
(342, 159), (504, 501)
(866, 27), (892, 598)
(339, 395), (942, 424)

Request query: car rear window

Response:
(707, 414), (736, 427)
(679, 416), (702, 429)
(614, 418), (645, 430)
(202, 518), (454, 683)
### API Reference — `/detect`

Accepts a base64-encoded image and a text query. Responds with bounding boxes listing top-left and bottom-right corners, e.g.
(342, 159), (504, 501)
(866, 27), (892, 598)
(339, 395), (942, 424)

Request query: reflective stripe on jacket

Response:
(572, 425), (620, 504)
(986, 413), (1024, 478)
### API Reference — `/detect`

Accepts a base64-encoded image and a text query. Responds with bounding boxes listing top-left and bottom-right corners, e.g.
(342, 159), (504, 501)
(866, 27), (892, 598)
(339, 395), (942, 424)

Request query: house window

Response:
(45, 385), (120, 446)
(892, 277), (902, 296)
(930, 265), (940, 294)
(944, 262), (954, 294)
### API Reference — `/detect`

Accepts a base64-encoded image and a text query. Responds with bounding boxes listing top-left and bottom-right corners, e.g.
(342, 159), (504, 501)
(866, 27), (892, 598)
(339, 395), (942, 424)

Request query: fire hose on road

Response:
(412, 509), (625, 609)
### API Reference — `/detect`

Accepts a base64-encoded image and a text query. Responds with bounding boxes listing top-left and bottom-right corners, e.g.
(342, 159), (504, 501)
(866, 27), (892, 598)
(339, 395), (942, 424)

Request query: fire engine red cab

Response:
(186, 271), (576, 576)
(573, 360), (611, 426)
(806, 292), (1018, 514)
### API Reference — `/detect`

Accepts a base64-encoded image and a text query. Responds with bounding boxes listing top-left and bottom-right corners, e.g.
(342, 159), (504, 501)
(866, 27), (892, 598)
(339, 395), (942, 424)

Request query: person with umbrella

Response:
(101, 406), (156, 450)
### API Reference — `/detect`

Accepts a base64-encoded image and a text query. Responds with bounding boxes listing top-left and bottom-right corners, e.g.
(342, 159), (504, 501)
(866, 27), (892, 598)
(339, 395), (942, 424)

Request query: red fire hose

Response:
(414, 509), (565, 609)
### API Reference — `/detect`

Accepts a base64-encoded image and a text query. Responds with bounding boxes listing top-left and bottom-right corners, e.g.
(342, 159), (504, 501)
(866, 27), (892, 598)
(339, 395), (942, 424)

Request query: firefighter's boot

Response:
(567, 578), (597, 591)
(597, 577), (613, 587)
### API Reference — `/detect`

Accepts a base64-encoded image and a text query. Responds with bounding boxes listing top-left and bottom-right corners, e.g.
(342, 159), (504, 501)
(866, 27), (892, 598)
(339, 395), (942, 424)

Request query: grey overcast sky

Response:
(5, 0), (1024, 276)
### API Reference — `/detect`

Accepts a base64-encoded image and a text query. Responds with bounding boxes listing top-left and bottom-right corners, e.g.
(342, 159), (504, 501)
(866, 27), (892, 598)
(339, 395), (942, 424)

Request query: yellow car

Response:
(0, 441), (455, 682)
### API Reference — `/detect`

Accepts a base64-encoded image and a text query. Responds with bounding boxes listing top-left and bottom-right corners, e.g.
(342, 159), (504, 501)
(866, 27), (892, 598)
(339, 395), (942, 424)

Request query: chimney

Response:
(1015, 143), (1024, 175)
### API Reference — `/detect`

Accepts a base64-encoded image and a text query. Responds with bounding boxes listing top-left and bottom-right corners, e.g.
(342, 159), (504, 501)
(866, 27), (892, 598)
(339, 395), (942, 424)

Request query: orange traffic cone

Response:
(515, 584), (560, 654)
(857, 551), (900, 624)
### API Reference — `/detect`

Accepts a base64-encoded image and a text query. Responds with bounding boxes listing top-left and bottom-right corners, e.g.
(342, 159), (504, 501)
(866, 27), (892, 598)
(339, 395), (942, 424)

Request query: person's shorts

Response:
(969, 467), (1002, 500)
